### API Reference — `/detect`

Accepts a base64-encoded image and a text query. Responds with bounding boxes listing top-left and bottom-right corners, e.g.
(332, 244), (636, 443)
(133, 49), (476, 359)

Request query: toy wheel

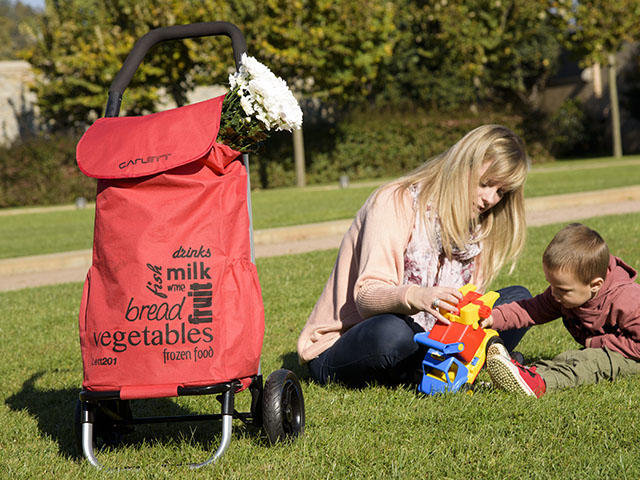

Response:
(262, 369), (305, 444)
(460, 383), (475, 395)
(485, 335), (505, 355)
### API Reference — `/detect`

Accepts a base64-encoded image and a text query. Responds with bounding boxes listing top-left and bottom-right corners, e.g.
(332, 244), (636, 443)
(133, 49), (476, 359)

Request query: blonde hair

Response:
(393, 124), (529, 287)
(543, 223), (610, 283)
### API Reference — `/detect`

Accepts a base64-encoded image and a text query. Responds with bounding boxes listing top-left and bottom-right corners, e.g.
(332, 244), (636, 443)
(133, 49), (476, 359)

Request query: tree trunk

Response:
(593, 62), (602, 99)
(608, 53), (623, 159)
(293, 127), (306, 187)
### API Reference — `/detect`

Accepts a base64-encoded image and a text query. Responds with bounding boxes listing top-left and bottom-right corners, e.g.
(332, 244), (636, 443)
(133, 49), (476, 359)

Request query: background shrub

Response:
(250, 106), (552, 189)
(545, 98), (604, 158)
(0, 132), (95, 208)
(0, 103), (610, 206)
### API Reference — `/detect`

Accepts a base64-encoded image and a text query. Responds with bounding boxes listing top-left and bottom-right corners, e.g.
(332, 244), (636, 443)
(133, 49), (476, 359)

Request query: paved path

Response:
(2, 185), (640, 292)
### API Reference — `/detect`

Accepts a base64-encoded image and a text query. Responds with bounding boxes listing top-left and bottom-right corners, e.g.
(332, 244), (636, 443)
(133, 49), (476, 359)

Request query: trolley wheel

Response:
(262, 369), (305, 444)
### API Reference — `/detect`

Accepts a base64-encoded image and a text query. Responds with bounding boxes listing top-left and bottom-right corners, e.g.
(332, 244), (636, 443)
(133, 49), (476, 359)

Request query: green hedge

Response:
(1, 108), (555, 206)
(0, 133), (96, 208)
(250, 107), (552, 189)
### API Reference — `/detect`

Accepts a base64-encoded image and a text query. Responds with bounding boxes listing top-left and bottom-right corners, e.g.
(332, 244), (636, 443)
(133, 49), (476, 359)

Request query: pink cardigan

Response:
(297, 184), (481, 363)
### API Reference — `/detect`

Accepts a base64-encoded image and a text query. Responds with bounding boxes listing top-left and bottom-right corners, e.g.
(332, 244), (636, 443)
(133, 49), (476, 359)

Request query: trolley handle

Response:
(105, 21), (247, 117)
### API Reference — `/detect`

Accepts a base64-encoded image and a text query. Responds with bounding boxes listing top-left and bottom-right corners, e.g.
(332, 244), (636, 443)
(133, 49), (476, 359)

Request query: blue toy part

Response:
(414, 332), (464, 354)
(414, 332), (470, 395)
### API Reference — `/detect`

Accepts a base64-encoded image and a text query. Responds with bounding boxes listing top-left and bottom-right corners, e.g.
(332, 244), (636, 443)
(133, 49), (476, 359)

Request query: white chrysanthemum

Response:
(228, 53), (303, 132)
(239, 95), (254, 116)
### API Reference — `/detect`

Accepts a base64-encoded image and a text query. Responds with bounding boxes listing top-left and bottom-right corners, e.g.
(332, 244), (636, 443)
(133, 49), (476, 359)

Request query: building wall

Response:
(0, 60), (38, 146)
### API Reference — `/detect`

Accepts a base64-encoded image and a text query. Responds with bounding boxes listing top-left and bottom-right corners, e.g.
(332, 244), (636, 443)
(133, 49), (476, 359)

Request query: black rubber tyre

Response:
(262, 369), (305, 444)
(460, 382), (475, 395)
(485, 335), (505, 355)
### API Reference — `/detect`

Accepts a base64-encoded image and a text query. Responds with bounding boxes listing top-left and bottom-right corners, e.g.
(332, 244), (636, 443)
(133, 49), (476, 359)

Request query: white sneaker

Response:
(486, 340), (509, 359)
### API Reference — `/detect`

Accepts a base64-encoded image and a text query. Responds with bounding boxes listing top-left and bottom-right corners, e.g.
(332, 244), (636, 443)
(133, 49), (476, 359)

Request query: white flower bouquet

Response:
(217, 53), (303, 153)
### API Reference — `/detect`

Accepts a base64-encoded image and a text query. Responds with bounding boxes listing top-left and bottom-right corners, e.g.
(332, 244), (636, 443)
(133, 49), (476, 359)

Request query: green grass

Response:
(0, 209), (96, 259)
(2, 212), (640, 478)
(525, 156), (640, 197)
(1, 155), (639, 259)
(250, 183), (378, 228)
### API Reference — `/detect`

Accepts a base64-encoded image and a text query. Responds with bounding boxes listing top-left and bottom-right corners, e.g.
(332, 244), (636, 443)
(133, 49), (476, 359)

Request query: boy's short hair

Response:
(542, 223), (610, 284)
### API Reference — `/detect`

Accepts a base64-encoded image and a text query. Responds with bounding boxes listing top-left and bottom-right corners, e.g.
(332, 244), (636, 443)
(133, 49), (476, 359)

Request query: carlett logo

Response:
(119, 153), (172, 170)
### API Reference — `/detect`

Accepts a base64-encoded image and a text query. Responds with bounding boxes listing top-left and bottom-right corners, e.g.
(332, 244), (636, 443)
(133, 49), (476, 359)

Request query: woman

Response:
(297, 124), (531, 387)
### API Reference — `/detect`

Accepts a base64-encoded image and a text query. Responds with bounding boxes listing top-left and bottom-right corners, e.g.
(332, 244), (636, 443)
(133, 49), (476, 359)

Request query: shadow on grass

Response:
(279, 351), (309, 380)
(5, 372), (258, 461)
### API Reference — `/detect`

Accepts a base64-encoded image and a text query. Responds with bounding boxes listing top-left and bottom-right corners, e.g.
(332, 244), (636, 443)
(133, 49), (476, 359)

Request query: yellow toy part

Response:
(440, 283), (499, 329)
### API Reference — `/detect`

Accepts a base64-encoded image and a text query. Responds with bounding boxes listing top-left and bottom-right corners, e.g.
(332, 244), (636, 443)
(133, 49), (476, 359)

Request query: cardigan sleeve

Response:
(353, 186), (419, 319)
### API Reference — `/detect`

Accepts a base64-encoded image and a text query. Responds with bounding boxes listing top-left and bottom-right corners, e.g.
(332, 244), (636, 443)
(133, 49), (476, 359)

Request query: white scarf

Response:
(403, 186), (481, 331)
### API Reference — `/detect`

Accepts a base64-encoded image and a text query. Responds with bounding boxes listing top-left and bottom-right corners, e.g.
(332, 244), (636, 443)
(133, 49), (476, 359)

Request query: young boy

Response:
(481, 223), (640, 397)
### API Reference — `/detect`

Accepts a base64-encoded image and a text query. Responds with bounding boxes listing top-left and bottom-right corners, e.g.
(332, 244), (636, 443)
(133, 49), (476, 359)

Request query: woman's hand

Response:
(406, 286), (463, 325)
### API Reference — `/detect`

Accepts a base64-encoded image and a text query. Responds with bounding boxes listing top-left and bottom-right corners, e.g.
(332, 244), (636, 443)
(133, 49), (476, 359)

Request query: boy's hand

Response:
(585, 338), (592, 348)
(479, 315), (494, 329)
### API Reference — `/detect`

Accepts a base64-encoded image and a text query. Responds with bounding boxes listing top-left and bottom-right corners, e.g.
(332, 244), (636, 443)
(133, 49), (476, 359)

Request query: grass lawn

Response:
(1, 155), (639, 259)
(0, 209), (96, 260)
(524, 155), (640, 197)
(2, 212), (640, 478)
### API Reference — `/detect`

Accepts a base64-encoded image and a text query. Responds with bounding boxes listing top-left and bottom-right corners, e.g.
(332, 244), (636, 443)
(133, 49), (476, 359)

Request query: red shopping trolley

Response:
(74, 22), (304, 469)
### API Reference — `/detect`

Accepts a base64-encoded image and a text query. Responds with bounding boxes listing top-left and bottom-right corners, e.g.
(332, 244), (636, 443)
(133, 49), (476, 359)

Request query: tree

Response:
(550, 0), (640, 158)
(229, 0), (397, 105)
(22, 0), (398, 186)
(0, 0), (40, 60)
(385, 0), (560, 111)
(227, 0), (397, 185)
(23, 0), (233, 131)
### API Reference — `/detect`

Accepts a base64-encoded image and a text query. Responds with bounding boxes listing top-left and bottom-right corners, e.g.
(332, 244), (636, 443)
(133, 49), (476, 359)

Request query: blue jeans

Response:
(307, 285), (531, 387)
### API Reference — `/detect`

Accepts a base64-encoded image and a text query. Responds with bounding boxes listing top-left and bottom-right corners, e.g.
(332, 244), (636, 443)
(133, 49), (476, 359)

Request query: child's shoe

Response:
(486, 340), (509, 359)
(487, 355), (546, 398)
(486, 340), (524, 364)
(510, 350), (525, 365)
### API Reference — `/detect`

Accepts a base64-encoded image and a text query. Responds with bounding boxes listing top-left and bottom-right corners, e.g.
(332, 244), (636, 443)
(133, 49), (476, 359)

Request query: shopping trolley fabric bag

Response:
(76, 95), (265, 399)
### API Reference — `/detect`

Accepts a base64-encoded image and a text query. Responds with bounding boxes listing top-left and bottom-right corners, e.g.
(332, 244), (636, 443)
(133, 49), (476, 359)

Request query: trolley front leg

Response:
(190, 388), (235, 469)
(80, 401), (105, 470)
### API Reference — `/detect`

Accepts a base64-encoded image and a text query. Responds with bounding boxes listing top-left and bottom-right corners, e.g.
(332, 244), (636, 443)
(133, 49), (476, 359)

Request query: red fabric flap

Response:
(77, 95), (228, 179)
(120, 384), (180, 400)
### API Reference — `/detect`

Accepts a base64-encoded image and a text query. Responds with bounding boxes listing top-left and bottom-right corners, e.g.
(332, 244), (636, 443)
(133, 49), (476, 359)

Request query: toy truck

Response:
(413, 284), (502, 394)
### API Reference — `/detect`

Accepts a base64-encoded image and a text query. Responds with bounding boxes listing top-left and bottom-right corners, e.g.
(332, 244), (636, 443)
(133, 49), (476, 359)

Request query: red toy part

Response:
(457, 290), (482, 308)
(427, 322), (486, 364)
(478, 305), (491, 319)
(457, 290), (492, 317)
